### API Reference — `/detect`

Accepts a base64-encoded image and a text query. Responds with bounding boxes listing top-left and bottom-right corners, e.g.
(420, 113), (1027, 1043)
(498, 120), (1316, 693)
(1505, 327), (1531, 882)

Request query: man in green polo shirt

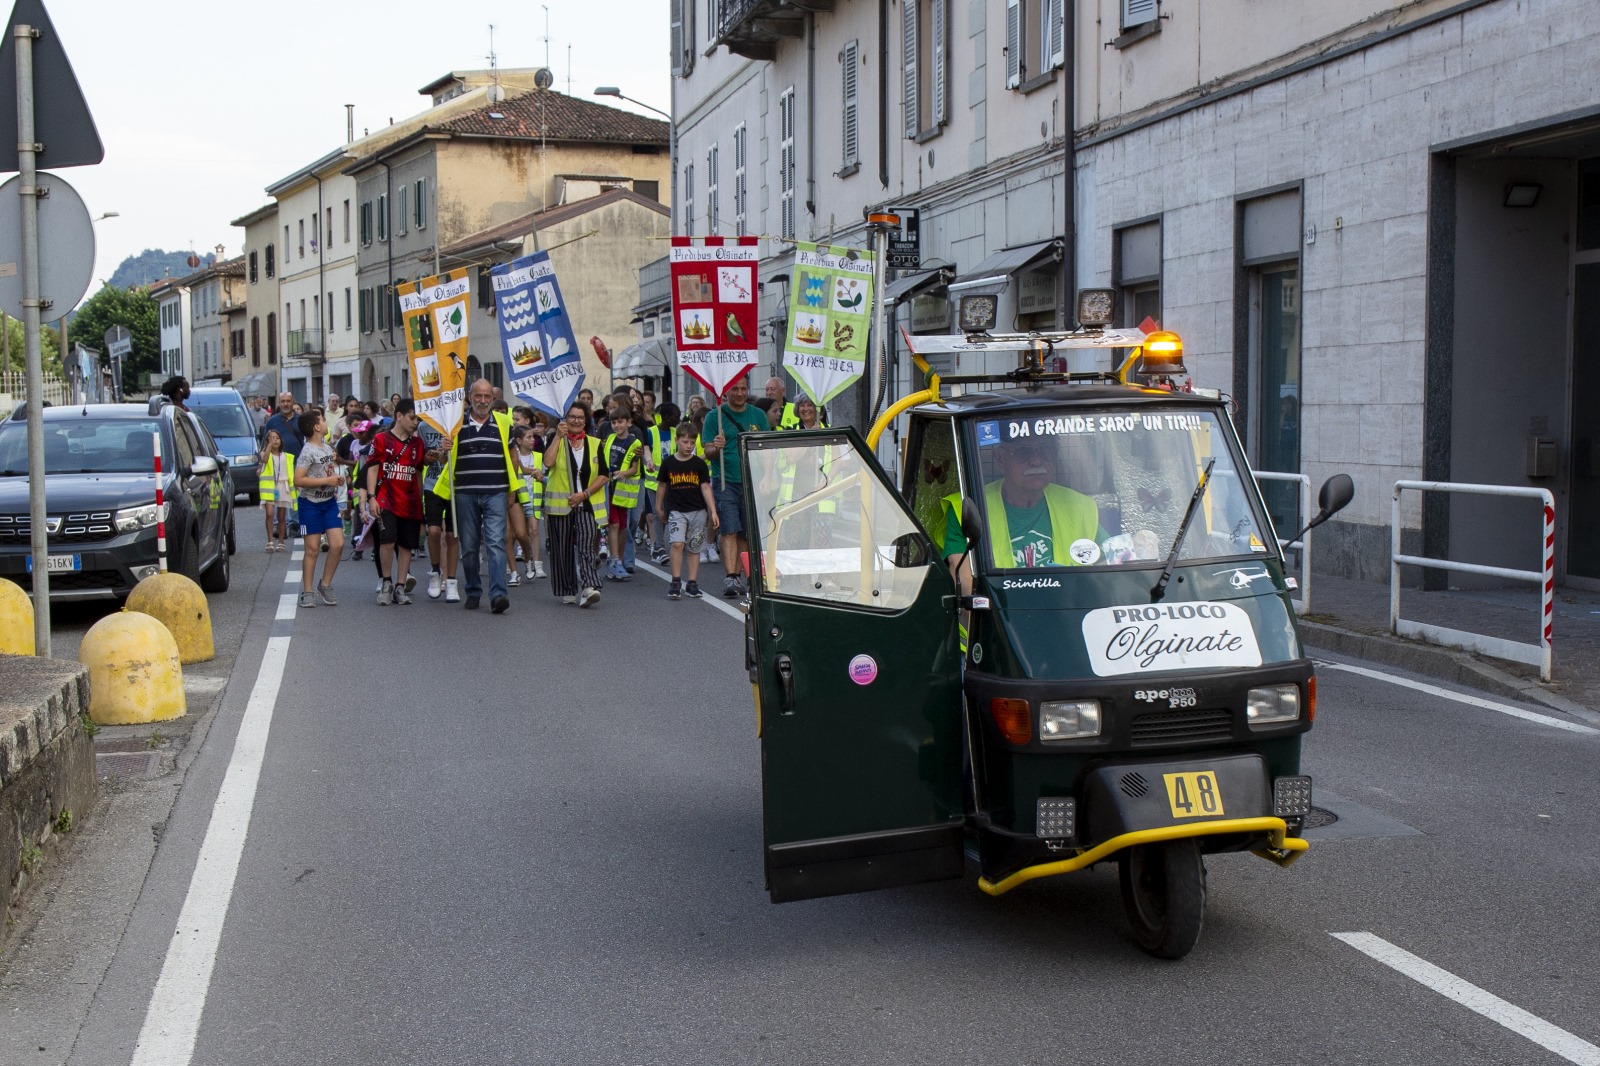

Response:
(943, 437), (1106, 570)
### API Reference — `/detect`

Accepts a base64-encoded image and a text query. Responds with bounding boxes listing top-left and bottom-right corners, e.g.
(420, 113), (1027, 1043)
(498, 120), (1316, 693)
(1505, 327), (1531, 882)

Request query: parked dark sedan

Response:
(0, 402), (237, 600)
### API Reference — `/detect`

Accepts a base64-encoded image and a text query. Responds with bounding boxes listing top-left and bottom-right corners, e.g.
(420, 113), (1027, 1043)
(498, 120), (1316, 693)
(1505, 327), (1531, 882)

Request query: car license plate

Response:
(1163, 771), (1225, 819)
(25, 553), (82, 573)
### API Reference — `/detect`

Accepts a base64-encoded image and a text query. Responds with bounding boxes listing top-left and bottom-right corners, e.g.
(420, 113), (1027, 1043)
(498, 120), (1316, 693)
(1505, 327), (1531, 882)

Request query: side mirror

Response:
(1287, 473), (1354, 543)
(190, 455), (220, 476)
(959, 495), (986, 551)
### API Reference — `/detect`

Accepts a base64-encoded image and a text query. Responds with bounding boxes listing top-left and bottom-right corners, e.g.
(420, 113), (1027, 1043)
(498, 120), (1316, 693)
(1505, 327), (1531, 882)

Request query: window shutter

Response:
(707, 144), (719, 235)
(683, 162), (695, 236)
(733, 124), (747, 236)
(1122, 0), (1157, 29)
(415, 179), (426, 228)
(931, 0), (947, 126)
(841, 41), (859, 166)
(671, 0), (685, 76)
(902, 0), (919, 136)
(1006, 0), (1022, 88)
(397, 185), (408, 236)
(1048, 0), (1065, 69)
(780, 89), (797, 239)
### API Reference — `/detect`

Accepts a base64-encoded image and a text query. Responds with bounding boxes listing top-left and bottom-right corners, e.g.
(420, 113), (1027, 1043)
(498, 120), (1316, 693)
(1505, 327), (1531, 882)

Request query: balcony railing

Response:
(287, 329), (324, 359)
(716, 0), (833, 60)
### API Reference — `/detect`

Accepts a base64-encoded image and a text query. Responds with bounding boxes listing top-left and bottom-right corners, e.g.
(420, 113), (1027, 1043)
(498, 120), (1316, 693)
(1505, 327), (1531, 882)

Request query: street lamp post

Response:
(593, 86), (670, 121)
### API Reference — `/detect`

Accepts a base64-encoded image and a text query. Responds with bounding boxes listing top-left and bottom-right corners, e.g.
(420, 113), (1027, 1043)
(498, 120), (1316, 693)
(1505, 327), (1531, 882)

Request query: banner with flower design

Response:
(782, 242), (876, 405)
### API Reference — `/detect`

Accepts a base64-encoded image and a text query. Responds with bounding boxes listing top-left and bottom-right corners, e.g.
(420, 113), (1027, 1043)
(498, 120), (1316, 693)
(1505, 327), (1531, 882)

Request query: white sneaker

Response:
(562, 594), (577, 605)
(526, 562), (540, 581)
(508, 568), (522, 587)
(428, 571), (442, 599)
(375, 579), (385, 593)
(578, 586), (601, 608)
(444, 578), (461, 603)
(534, 560), (545, 579)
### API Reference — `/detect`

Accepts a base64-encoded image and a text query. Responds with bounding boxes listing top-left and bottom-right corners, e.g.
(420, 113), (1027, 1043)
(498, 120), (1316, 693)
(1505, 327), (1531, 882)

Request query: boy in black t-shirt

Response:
(656, 422), (718, 599)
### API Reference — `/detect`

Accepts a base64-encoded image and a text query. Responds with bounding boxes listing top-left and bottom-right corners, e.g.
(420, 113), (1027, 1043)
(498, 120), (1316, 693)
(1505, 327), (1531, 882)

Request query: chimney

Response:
(346, 104), (355, 144)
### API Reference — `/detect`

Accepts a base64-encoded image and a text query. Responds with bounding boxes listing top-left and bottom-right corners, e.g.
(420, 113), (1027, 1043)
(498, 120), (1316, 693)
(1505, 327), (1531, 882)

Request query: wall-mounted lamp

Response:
(1504, 183), (1542, 208)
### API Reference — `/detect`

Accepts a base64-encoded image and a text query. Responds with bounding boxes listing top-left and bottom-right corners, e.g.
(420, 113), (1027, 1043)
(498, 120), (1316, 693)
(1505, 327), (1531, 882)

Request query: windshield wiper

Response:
(1150, 458), (1215, 603)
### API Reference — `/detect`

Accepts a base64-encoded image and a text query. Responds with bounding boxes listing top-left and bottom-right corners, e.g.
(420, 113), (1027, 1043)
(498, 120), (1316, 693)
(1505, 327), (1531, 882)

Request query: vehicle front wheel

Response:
(226, 513), (237, 556)
(171, 529), (200, 583)
(1119, 839), (1206, 960)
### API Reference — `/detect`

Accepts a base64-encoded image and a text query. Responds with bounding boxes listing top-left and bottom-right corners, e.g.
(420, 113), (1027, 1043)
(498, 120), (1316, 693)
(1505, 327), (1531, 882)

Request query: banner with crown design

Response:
(490, 251), (586, 419)
(669, 236), (760, 399)
(401, 269), (471, 437)
(781, 242), (876, 405)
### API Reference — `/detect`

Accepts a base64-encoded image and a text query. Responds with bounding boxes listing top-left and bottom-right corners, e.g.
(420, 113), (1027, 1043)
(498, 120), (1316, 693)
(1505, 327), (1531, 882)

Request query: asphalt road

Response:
(12, 512), (1600, 1065)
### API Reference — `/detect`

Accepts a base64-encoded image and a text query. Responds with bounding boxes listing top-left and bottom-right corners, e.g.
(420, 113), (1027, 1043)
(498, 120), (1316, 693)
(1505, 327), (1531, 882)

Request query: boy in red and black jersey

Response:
(366, 398), (431, 605)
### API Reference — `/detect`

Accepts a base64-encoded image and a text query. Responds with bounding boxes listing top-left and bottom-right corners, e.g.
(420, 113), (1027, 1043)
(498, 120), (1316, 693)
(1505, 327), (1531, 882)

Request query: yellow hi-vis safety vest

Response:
(544, 435), (608, 526)
(644, 425), (672, 494)
(430, 412), (531, 507)
(777, 400), (800, 429)
(258, 453), (298, 506)
(939, 482), (1100, 569)
(518, 451), (545, 520)
(604, 433), (643, 509)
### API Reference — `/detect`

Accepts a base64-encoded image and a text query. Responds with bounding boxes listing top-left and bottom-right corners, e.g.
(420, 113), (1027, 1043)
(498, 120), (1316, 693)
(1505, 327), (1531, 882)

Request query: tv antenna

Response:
(486, 24), (498, 86)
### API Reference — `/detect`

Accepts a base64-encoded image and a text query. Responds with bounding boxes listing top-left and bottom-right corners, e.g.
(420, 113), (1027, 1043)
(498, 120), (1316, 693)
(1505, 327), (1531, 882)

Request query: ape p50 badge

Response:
(1082, 601), (1262, 677)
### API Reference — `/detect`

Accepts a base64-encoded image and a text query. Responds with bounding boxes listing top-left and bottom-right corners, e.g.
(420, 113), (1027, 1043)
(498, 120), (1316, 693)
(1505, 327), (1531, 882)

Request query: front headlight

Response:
(1247, 684), (1301, 727)
(114, 503), (165, 533)
(233, 454), (257, 466)
(1040, 699), (1101, 740)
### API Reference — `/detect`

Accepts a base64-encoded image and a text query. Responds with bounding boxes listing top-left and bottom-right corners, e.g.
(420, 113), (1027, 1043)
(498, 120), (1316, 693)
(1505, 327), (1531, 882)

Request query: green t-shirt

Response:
(699, 402), (769, 484)
(943, 494), (1108, 567)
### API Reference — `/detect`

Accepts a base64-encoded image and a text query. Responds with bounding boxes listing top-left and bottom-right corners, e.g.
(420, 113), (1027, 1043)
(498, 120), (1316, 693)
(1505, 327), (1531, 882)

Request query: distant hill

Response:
(109, 249), (208, 290)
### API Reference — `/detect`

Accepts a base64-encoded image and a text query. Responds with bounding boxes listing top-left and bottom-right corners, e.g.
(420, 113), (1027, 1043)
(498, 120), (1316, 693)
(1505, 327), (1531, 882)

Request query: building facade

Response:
(674, 0), (1600, 587)
(232, 203), (281, 397)
(148, 278), (191, 382)
(187, 253), (246, 385)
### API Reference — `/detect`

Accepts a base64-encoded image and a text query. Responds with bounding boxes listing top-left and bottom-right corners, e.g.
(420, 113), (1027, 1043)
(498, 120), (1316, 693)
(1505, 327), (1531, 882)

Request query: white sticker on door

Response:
(1082, 601), (1262, 676)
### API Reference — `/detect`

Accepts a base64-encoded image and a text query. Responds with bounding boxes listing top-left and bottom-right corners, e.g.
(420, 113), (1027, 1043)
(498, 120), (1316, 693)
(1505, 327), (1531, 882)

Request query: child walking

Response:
(656, 422), (718, 599)
(259, 429), (293, 552)
(511, 425), (545, 580)
(293, 410), (345, 607)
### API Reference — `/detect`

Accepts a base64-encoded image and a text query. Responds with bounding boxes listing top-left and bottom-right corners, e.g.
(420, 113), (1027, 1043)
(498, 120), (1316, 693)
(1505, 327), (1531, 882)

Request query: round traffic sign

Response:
(0, 170), (96, 321)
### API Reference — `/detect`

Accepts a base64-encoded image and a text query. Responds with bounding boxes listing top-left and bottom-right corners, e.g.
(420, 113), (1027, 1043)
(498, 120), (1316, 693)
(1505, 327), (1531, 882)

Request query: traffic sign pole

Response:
(15, 20), (49, 655)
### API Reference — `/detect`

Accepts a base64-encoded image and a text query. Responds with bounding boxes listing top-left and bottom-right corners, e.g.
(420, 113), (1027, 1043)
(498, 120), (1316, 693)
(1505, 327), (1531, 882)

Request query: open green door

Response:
(742, 429), (966, 903)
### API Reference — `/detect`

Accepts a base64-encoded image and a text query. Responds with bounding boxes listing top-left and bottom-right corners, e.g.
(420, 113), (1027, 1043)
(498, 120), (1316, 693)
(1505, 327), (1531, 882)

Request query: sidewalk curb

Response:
(1300, 620), (1600, 726)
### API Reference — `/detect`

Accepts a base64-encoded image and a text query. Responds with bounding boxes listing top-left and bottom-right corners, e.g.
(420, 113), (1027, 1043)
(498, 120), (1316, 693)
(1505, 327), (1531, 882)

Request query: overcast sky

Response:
(34, 0), (671, 299)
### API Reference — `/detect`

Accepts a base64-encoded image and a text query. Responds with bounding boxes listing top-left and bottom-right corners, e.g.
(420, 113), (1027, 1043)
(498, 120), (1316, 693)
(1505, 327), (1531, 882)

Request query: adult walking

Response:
(437, 379), (525, 614)
(701, 377), (769, 598)
(263, 391), (306, 458)
(543, 400), (610, 608)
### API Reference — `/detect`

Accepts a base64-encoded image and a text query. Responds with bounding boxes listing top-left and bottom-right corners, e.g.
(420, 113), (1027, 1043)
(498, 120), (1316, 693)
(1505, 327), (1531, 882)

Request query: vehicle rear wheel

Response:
(1119, 839), (1206, 960)
(200, 539), (230, 592)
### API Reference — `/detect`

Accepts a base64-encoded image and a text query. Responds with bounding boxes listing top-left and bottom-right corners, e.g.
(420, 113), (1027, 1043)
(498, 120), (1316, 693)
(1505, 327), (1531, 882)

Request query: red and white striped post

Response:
(153, 431), (167, 574)
(1541, 498), (1555, 679)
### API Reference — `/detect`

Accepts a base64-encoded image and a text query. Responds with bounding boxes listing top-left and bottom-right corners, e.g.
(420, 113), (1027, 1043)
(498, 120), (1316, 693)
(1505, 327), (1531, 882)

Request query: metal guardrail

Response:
(1390, 480), (1554, 682)
(1254, 470), (1311, 614)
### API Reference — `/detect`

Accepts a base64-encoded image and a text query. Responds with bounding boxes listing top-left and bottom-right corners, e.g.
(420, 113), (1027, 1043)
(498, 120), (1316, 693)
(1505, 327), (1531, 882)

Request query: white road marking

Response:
(635, 559), (746, 623)
(1332, 932), (1600, 1065)
(131, 629), (295, 1065)
(1316, 661), (1600, 736)
(282, 570), (298, 584)
(289, 551), (304, 561)
(273, 593), (297, 620)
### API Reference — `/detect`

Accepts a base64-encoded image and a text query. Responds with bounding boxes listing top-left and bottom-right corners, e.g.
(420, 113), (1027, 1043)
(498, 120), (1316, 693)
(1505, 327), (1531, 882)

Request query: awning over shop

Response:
(232, 370), (279, 396)
(884, 264), (956, 303)
(948, 239), (1061, 293)
(612, 337), (674, 378)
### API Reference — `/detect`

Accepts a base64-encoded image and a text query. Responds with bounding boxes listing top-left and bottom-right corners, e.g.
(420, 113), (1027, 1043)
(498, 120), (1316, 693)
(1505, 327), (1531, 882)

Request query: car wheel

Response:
(247, 491), (260, 507)
(172, 528), (201, 583)
(226, 512), (237, 556)
(200, 540), (230, 592)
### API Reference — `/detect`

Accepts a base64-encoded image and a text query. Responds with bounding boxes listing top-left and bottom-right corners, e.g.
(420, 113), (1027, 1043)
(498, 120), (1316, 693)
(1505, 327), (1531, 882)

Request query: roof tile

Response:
(432, 89), (668, 145)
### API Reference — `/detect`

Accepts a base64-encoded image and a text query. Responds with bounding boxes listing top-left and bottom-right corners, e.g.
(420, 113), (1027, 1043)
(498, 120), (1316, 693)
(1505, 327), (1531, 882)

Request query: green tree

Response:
(0, 312), (62, 375)
(64, 283), (159, 384)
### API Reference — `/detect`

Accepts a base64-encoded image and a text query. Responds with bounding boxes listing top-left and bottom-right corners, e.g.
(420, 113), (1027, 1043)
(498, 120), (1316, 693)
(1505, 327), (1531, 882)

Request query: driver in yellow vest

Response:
(940, 437), (1106, 587)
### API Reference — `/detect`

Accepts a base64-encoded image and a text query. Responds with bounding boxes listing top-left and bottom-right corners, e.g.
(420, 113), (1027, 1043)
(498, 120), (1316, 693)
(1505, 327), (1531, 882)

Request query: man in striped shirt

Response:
(447, 379), (516, 613)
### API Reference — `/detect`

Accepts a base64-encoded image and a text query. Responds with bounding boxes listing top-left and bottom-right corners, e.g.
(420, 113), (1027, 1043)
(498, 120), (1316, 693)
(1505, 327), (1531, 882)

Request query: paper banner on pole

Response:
(402, 269), (470, 437)
(781, 242), (875, 405)
(670, 236), (760, 398)
(491, 251), (586, 419)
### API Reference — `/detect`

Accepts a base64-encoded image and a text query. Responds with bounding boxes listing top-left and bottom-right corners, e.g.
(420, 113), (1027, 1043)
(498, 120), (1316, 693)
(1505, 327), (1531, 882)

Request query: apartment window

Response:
(706, 144), (719, 236)
(1005, 0), (1064, 90)
(359, 201), (373, 245)
(266, 312), (278, 364)
(1121, 0), (1158, 30)
(780, 87), (797, 240)
(841, 41), (861, 172)
(733, 124), (748, 236)
(682, 161), (695, 237)
(904, 0), (949, 136)
(414, 179), (426, 229)
(392, 278), (406, 327)
(250, 316), (260, 366)
(325, 208), (332, 250)
(286, 224), (292, 259)
(1113, 218), (1161, 331)
(670, 0), (695, 77)
(326, 291), (334, 333)
(265, 244), (275, 278)
(343, 200), (351, 243)
(377, 194), (389, 242)
(303, 218), (310, 258)
(359, 288), (372, 334)
(344, 287), (352, 331)
(248, 250), (258, 284)
(397, 185), (409, 237)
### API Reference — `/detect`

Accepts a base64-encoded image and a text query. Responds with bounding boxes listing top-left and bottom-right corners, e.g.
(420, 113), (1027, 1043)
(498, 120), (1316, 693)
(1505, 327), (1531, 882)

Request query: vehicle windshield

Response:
(953, 407), (1270, 570)
(0, 418), (161, 475)
(191, 403), (254, 440)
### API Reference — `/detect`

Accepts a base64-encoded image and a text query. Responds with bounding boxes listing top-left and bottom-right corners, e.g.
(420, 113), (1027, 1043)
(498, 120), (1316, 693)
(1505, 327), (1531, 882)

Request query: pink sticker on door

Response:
(848, 654), (878, 685)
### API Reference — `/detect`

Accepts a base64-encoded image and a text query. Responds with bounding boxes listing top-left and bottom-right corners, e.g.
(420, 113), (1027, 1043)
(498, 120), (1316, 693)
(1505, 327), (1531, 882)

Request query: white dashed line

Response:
(634, 559), (747, 623)
(1316, 661), (1599, 736)
(1332, 933), (1600, 1065)
(273, 593), (298, 620)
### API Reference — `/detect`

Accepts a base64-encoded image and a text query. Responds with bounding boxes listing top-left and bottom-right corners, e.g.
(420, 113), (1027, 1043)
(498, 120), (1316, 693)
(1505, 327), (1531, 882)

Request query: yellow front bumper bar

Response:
(977, 816), (1309, 897)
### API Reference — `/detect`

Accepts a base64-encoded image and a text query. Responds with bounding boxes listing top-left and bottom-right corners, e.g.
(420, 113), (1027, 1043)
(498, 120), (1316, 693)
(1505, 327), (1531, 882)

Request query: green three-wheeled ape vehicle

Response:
(740, 317), (1353, 959)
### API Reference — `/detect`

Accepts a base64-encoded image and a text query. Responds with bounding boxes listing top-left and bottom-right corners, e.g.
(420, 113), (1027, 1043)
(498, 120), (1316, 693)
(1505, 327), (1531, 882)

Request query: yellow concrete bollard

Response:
(125, 572), (214, 664)
(0, 579), (34, 655)
(78, 611), (186, 725)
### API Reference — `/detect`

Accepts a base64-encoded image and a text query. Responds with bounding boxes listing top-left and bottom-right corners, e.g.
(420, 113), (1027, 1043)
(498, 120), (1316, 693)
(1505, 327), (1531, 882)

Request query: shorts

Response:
(298, 497), (342, 537)
(712, 482), (744, 538)
(667, 510), (708, 552)
(376, 511), (422, 551)
(423, 493), (452, 530)
(609, 503), (637, 527)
